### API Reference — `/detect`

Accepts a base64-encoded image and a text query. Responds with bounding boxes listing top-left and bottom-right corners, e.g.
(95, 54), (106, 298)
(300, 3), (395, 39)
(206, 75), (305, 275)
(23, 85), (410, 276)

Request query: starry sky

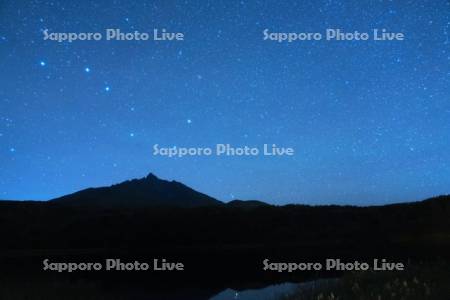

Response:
(1, 0), (450, 204)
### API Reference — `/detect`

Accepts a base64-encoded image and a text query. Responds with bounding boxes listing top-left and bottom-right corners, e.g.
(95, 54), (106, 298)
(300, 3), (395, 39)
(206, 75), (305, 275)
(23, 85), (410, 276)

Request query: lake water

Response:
(211, 283), (298, 300)
(211, 279), (335, 300)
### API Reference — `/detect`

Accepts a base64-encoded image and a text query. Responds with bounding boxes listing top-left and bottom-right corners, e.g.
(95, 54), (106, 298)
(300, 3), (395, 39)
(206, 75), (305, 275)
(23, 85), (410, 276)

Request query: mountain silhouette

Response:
(227, 199), (270, 208)
(50, 173), (223, 208)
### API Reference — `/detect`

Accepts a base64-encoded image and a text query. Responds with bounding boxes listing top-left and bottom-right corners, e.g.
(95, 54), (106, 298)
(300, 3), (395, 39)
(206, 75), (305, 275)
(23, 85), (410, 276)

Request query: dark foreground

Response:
(282, 260), (450, 300)
(0, 196), (449, 299)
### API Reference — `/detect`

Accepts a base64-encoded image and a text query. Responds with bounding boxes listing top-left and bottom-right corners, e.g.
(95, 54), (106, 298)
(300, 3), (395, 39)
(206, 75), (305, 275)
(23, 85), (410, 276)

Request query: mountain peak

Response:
(51, 172), (223, 208)
(145, 172), (159, 181)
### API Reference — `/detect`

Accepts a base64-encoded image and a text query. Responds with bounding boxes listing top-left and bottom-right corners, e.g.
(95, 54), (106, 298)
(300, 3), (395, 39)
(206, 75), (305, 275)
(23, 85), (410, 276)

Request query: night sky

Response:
(1, 0), (449, 204)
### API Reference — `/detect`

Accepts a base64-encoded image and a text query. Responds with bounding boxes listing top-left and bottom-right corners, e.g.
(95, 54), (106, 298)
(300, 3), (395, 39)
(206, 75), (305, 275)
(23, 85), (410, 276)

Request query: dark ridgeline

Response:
(227, 199), (270, 208)
(0, 172), (449, 299)
(0, 172), (448, 256)
(50, 173), (223, 208)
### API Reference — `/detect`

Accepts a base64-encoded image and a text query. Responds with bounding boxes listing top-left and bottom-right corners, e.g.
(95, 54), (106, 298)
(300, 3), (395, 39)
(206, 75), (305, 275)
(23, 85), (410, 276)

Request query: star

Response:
(39, 61), (46, 66)
(105, 86), (111, 92)
(129, 133), (135, 137)
(85, 67), (91, 73)
(186, 119), (192, 124)
(9, 147), (15, 152)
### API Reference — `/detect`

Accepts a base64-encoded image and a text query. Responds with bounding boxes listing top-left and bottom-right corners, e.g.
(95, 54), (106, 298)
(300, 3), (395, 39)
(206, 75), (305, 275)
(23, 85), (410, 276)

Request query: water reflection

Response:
(211, 282), (299, 300)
